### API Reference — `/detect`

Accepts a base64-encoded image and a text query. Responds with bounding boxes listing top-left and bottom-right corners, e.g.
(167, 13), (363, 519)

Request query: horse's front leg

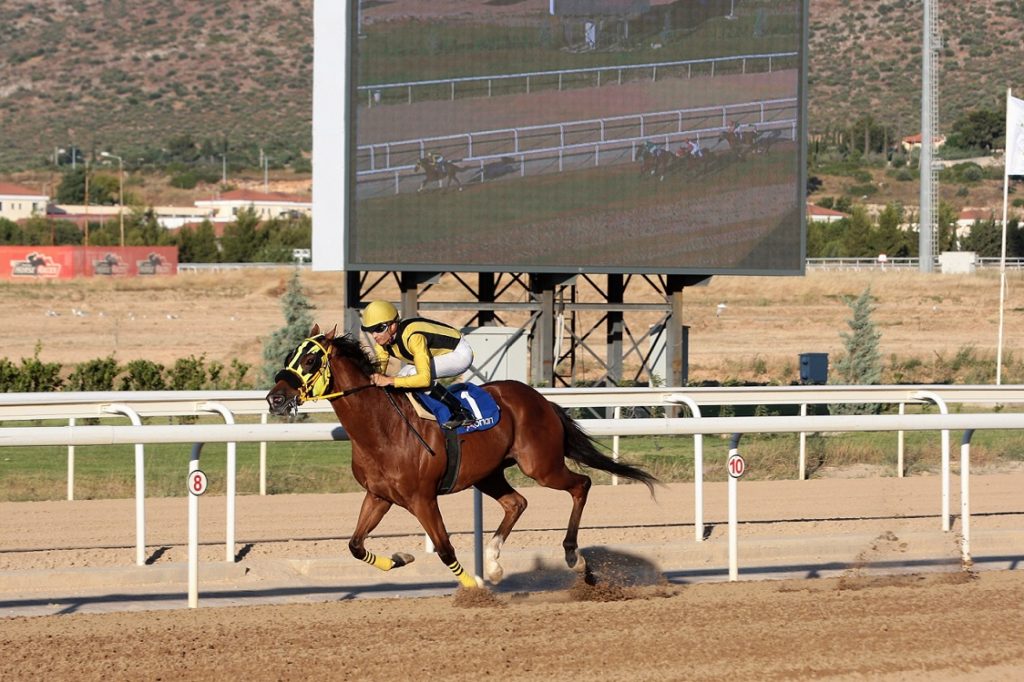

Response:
(474, 471), (527, 585)
(349, 492), (414, 572)
(411, 497), (483, 589)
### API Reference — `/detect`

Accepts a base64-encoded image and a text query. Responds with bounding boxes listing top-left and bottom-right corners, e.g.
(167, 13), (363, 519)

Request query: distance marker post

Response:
(727, 434), (745, 582)
(188, 443), (208, 608)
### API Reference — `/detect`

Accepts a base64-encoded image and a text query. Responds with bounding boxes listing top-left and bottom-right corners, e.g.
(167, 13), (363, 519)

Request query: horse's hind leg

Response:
(520, 458), (592, 574)
(410, 496), (482, 589)
(474, 470), (528, 584)
(348, 492), (415, 572)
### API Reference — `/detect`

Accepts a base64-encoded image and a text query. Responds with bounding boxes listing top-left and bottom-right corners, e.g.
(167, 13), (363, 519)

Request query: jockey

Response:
(361, 300), (476, 429)
(428, 152), (447, 172)
(643, 139), (665, 156)
(685, 138), (704, 158)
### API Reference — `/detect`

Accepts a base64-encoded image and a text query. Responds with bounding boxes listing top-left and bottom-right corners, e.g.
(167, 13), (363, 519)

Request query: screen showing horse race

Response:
(345, 0), (807, 275)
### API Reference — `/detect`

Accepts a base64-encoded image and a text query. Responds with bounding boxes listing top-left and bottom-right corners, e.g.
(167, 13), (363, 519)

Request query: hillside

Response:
(1, 0), (1023, 208)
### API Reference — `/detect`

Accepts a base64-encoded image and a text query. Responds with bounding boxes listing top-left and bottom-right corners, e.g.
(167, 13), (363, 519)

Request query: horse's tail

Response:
(552, 403), (658, 494)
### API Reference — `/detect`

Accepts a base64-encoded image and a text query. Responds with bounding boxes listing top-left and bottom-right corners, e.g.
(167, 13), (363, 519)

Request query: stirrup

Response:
(442, 411), (475, 430)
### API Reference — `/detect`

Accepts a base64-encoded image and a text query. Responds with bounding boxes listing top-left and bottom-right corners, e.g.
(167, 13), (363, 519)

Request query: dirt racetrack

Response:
(2, 474), (1023, 679)
(2, 570), (1023, 681)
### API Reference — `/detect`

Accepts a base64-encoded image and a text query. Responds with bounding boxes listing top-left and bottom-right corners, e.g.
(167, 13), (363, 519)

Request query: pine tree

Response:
(261, 271), (316, 386)
(832, 287), (882, 415)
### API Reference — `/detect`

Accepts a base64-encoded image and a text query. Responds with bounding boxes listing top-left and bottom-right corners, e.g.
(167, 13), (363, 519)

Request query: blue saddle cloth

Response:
(414, 383), (500, 435)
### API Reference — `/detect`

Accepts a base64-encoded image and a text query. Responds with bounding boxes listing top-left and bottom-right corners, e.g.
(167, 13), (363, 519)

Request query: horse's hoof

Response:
(391, 552), (415, 569)
(485, 563), (504, 584)
(565, 548), (587, 574)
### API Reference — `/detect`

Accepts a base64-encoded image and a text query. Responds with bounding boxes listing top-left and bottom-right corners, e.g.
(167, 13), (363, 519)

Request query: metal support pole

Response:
(607, 274), (624, 387)
(103, 404), (146, 566)
(913, 390), (951, 531)
(474, 489), (484, 579)
(259, 411), (268, 496)
(728, 433), (742, 581)
(960, 429), (973, 567)
(798, 403), (807, 480)
(200, 402), (237, 562)
(67, 417), (75, 501)
(188, 443), (201, 608)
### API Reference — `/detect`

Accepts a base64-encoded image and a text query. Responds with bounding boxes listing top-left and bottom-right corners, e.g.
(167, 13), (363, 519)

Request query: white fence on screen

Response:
(356, 52), (800, 107)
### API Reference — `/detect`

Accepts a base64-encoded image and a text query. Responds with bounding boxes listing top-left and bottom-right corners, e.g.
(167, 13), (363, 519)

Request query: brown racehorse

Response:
(416, 156), (464, 192)
(719, 126), (778, 159)
(636, 144), (674, 181)
(718, 128), (756, 159)
(266, 326), (657, 590)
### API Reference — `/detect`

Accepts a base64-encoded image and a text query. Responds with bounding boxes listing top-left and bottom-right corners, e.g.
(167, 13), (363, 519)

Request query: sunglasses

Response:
(362, 321), (391, 334)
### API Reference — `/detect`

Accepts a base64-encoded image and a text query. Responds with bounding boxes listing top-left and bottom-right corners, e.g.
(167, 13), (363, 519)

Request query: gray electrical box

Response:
(460, 327), (529, 383)
(799, 352), (829, 384)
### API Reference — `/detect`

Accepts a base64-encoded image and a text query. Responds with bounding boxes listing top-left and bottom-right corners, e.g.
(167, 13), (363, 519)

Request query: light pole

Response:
(100, 151), (124, 246)
(220, 154), (227, 184)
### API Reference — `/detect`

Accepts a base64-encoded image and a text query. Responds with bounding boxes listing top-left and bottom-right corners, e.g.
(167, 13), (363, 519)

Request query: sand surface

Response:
(2, 474), (1023, 679)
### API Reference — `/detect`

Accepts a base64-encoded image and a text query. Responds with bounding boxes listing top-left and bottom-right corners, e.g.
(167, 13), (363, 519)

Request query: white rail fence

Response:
(4, 385), (1023, 606)
(357, 97), (797, 173)
(806, 257), (1024, 271)
(356, 52), (800, 107)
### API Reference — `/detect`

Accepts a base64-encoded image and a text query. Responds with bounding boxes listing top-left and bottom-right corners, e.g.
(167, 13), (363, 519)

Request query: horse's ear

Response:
(310, 323), (321, 336)
(324, 325), (337, 342)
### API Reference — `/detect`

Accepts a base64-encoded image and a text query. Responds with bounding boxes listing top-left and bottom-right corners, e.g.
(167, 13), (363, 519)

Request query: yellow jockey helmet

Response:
(361, 300), (399, 331)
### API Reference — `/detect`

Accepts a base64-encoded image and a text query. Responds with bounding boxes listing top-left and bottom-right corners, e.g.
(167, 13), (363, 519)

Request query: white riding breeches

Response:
(396, 337), (474, 381)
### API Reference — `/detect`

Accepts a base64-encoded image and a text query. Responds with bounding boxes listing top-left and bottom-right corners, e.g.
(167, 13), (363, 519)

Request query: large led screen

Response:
(346, 0), (807, 275)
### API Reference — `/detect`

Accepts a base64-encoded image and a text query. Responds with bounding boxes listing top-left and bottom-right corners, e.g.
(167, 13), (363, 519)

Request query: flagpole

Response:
(997, 87), (1011, 385)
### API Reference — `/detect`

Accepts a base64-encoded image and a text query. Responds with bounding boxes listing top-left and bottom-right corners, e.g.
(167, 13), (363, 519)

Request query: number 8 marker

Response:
(189, 470), (209, 496)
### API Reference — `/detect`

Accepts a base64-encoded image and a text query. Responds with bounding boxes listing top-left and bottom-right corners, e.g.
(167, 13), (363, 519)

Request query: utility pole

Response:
(100, 151), (125, 247)
(919, 0), (940, 272)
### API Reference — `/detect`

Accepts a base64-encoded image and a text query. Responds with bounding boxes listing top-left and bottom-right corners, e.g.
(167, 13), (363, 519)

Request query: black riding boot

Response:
(427, 384), (475, 429)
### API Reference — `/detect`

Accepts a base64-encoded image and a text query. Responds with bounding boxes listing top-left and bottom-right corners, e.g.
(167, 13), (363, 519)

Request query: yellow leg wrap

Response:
(447, 559), (479, 589)
(361, 551), (394, 572)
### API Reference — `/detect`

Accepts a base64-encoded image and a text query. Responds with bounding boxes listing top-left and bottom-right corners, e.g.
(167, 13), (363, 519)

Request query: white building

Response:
(0, 182), (48, 222)
(194, 189), (312, 223)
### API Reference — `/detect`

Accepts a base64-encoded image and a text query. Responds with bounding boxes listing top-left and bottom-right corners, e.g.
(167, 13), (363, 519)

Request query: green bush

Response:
(66, 356), (120, 391)
(8, 345), (63, 392)
(167, 355), (209, 390)
(119, 359), (167, 390)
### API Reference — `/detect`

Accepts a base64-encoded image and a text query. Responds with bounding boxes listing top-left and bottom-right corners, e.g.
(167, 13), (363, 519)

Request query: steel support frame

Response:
(346, 270), (709, 388)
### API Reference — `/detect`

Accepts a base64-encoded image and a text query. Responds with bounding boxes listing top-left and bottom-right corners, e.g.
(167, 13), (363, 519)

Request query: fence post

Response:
(200, 402), (237, 563)
(67, 417), (75, 501)
(897, 402), (905, 477)
(960, 429), (974, 567)
(798, 403), (807, 480)
(913, 390), (951, 531)
(103, 403), (146, 566)
(260, 411), (268, 496)
(727, 433), (744, 581)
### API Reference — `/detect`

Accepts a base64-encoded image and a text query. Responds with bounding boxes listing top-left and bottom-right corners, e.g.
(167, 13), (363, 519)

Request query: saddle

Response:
(407, 383), (501, 495)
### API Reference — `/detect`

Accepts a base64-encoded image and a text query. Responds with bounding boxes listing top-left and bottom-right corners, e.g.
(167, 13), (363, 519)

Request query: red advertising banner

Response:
(0, 246), (178, 280)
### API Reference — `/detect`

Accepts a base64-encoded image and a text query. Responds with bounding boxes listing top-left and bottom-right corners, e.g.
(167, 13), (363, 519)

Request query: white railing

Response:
(356, 52), (800, 106)
(357, 97), (798, 173)
(806, 257), (1024, 271)
(5, 384), (1024, 552)
(2, 408), (1018, 604)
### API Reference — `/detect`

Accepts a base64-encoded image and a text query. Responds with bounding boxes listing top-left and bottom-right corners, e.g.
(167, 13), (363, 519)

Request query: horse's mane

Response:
(329, 333), (378, 376)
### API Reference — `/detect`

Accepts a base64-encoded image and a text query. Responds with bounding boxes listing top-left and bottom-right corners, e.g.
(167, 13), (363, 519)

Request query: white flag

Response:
(1007, 94), (1024, 176)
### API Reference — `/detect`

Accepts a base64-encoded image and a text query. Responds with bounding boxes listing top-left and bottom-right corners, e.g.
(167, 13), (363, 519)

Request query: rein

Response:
(305, 383), (373, 403)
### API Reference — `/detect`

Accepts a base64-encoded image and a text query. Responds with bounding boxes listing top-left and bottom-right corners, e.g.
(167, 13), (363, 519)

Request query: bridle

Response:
(274, 335), (371, 405)
(273, 334), (437, 456)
